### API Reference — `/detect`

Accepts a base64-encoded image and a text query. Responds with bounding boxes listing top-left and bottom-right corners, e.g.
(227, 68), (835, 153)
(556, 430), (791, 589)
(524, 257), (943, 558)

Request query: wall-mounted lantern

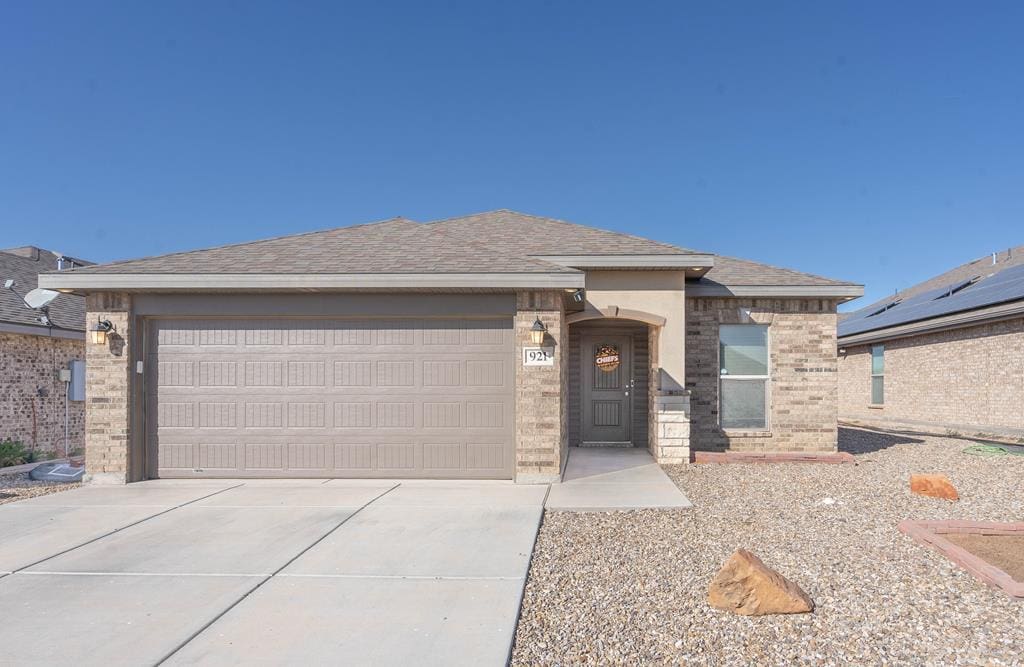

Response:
(90, 319), (114, 345)
(530, 318), (547, 345)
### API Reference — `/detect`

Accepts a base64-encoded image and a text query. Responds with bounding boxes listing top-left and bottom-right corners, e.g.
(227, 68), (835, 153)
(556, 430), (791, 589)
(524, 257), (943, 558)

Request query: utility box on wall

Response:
(69, 360), (86, 401)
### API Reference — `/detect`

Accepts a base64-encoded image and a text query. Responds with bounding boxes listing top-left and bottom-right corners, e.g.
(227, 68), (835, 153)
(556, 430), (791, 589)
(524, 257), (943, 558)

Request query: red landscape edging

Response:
(898, 519), (1024, 598)
(692, 451), (856, 465)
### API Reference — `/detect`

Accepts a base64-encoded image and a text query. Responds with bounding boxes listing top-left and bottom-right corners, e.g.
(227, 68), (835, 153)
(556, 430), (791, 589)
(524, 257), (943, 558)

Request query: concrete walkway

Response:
(545, 447), (692, 511)
(0, 479), (545, 666)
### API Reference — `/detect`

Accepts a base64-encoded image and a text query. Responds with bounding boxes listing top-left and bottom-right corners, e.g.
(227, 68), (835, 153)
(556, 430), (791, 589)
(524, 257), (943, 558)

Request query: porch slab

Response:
(545, 447), (692, 511)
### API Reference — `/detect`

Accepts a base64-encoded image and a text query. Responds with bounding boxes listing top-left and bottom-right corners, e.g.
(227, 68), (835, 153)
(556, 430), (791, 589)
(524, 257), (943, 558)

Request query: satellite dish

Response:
(24, 288), (60, 309)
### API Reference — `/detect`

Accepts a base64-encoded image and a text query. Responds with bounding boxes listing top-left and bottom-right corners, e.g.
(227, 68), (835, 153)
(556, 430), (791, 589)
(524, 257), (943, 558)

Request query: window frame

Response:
(870, 344), (885, 406)
(717, 324), (771, 432)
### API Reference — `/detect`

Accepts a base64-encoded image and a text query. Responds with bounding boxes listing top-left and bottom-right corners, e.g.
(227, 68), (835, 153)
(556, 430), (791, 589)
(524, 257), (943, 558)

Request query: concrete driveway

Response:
(0, 479), (546, 666)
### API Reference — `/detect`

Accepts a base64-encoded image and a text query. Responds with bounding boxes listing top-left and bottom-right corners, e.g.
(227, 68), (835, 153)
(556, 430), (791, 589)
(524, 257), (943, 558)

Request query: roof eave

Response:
(0, 321), (85, 339)
(686, 283), (864, 299)
(40, 272), (586, 292)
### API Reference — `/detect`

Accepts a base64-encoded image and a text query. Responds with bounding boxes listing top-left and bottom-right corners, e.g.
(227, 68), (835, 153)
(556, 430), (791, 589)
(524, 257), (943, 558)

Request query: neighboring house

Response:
(41, 210), (861, 484)
(0, 246), (90, 455)
(838, 246), (1024, 440)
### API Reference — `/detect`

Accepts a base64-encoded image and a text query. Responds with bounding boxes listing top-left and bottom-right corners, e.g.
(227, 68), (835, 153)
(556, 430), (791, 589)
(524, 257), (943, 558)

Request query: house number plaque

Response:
(523, 347), (555, 366)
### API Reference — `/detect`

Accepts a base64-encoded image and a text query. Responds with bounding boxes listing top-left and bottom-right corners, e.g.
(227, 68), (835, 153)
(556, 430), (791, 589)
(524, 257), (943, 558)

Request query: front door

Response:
(581, 334), (632, 445)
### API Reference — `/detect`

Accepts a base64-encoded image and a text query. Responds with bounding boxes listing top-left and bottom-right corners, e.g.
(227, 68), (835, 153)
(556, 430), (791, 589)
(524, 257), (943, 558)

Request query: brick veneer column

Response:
(84, 292), (133, 484)
(514, 290), (566, 483)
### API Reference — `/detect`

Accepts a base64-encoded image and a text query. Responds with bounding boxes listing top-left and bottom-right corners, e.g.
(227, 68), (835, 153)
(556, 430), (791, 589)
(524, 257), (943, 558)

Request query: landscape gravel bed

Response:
(0, 471), (80, 505)
(512, 427), (1024, 665)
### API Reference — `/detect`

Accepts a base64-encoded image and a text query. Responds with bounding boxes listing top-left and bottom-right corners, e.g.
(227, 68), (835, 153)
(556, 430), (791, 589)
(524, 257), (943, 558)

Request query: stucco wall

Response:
(583, 270), (686, 392)
(838, 316), (1024, 437)
(0, 331), (85, 455)
(686, 297), (839, 453)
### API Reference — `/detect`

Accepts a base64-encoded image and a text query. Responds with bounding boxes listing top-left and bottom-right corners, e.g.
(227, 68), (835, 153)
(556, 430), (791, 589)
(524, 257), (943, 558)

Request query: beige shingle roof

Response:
(62, 218), (579, 275)
(430, 210), (856, 287)
(50, 209), (856, 290)
(702, 255), (858, 287)
(427, 210), (697, 255)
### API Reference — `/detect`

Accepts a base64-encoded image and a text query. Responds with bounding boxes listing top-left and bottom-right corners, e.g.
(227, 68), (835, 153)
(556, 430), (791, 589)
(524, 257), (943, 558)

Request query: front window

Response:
(719, 325), (769, 430)
(871, 345), (884, 404)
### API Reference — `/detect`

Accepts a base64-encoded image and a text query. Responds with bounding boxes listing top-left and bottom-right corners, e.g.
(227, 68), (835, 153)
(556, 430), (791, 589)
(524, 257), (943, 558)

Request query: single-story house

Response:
(41, 210), (862, 484)
(1, 246), (90, 455)
(838, 245), (1024, 440)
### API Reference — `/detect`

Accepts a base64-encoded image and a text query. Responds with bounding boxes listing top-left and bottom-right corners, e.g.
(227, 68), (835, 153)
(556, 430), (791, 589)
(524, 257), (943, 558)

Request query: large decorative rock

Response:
(910, 474), (959, 501)
(707, 549), (814, 615)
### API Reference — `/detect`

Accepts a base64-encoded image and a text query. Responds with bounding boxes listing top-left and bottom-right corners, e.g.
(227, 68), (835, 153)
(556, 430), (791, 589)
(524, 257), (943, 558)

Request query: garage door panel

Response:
(149, 318), (514, 479)
(154, 396), (511, 434)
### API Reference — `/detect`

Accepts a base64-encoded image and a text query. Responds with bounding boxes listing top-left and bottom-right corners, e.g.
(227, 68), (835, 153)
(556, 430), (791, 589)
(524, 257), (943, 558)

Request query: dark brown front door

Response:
(581, 334), (632, 444)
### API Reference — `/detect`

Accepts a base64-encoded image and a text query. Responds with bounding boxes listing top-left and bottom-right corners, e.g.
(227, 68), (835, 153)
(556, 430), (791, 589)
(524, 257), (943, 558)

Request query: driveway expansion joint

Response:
(7, 483), (246, 576)
(153, 482), (402, 666)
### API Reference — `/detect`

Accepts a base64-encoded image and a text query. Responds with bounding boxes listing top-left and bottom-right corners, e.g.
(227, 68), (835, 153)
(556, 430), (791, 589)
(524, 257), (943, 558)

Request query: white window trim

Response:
(718, 325), (771, 433)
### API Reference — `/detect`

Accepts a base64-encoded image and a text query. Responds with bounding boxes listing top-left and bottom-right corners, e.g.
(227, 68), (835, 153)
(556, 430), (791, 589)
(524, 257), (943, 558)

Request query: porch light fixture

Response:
(529, 318), (547, 345)
(90, 319), (114, 345)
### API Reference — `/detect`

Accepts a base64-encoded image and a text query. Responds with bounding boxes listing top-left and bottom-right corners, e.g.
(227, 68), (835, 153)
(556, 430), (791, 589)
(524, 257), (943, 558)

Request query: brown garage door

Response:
(146, 317), (515, 479)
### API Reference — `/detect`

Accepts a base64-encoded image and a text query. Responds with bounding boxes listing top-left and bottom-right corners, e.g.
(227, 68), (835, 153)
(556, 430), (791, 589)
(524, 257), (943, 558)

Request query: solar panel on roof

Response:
(839, 263), (1024, 337)
(935, 276), (979, 299)
(866, 300), (901, 317)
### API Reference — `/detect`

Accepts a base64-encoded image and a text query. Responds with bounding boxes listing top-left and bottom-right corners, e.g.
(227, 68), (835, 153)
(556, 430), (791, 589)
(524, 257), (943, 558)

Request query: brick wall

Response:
(0, 331), (85, 455)
(515, 290), (566, 482)
(85, 292), (134, 484)
(838, 316), (1024, 437)
(685, 297), (839, 453)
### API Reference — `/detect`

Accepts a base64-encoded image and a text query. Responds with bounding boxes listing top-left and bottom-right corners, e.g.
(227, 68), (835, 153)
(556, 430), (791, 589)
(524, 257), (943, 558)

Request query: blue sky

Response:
(2, 1), (1022, 309)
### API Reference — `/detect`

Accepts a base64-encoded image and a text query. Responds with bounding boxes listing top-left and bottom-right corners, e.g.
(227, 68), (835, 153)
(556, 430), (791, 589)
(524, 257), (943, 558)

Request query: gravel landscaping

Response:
(0, 471), (80, 505)
(512, 427), (1024, 666)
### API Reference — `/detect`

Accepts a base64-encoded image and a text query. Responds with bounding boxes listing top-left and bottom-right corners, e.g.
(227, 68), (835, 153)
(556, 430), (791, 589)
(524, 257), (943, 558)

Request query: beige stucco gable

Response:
(573, 270), (687, 393)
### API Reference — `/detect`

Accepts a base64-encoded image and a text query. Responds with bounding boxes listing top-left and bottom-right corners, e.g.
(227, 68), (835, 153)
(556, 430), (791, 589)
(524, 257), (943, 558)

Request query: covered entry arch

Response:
(566, 308), (664, 449)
